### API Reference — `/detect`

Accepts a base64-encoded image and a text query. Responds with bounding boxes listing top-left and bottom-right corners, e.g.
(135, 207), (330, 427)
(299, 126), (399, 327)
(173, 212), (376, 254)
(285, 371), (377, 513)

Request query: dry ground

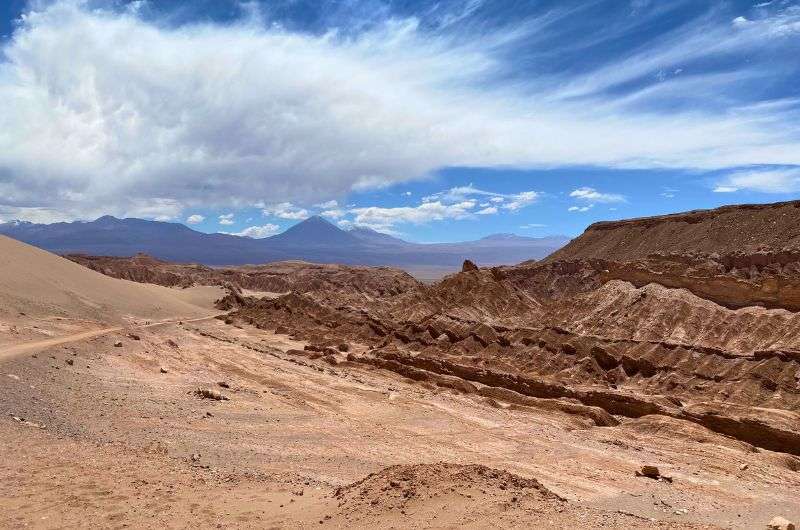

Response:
(2, 317), (798, 529)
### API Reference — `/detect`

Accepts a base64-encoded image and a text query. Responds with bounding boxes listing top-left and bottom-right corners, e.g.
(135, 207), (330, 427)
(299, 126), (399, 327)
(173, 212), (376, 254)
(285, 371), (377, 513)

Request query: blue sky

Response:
(1, 0), (799, 241)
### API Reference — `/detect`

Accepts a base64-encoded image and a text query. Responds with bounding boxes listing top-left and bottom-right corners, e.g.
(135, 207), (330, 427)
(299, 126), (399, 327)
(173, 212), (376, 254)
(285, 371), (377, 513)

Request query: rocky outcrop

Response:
(546, 199), (800, 262)
(66, 254), (424, 310)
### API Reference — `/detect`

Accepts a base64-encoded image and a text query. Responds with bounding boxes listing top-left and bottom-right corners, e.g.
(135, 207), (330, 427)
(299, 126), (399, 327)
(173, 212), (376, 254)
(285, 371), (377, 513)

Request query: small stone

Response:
(217, 381), (230, 389)
(337, 343), (350, 352)
(739, 463), (749, 471)
(190, 453), (201, 462)
(65, 359), (74, 366)
(160, 367), (168, 374)
(768, 516), (796, 530)
(638, 465), (660, 478)
(192, 388), (229, 401)
(113, 341), (123, 348)
(127, 333), (141, 341)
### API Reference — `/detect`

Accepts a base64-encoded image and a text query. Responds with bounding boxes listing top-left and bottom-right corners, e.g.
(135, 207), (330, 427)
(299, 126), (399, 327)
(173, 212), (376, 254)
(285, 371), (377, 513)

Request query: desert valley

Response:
(2, 200), (799, 529)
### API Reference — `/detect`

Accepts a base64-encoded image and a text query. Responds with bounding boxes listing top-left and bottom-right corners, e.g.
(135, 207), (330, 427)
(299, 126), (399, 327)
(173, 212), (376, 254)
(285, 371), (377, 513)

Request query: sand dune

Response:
(0, 235), (221, 324)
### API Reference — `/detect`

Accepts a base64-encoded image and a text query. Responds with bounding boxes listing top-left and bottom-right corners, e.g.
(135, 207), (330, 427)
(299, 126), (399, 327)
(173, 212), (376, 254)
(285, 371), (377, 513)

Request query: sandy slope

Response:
(0, 236), (221, 324)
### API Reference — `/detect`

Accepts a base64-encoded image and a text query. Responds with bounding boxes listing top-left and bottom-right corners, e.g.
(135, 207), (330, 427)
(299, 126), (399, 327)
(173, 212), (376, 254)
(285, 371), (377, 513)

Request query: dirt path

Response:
(0, 314), (221, 361)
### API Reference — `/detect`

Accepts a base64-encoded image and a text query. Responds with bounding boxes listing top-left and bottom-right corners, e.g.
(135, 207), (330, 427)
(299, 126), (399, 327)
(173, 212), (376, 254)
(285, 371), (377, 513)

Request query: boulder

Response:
(192, 388), (229, 401)
(768, 516), (796, 530)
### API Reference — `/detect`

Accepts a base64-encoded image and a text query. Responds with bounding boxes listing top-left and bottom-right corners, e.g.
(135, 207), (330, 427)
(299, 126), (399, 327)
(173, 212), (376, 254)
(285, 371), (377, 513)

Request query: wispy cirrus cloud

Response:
(1, 1), (799, 223)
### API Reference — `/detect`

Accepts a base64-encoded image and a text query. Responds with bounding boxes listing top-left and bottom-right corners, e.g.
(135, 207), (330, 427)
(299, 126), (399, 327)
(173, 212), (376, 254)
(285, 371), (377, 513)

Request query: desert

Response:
(2, 1), (800, 528)
(3, 200), (800, 529)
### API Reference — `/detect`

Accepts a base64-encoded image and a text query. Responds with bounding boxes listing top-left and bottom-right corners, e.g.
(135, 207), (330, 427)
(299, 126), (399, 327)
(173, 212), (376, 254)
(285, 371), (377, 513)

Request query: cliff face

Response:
(546, 200), (800, 262)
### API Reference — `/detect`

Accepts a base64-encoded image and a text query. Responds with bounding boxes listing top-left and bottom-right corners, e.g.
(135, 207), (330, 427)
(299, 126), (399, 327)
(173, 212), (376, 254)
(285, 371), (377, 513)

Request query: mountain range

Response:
(0, 215), (569, 271)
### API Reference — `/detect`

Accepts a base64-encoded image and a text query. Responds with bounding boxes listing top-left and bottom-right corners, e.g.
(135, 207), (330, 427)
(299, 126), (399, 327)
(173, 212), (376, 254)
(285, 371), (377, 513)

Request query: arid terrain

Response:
(2, 201), (800, 529)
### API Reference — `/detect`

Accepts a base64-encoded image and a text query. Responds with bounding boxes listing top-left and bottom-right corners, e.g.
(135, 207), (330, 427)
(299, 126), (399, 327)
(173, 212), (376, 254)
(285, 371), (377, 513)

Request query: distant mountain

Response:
(0, 215), (570, 269)
(270, 215), (362, 247)
(349, 227), (412, 247)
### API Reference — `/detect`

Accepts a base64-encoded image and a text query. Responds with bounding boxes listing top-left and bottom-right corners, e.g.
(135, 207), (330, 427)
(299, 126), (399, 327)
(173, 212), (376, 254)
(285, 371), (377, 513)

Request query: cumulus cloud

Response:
(218, 213), (235, 225)
(228, 224), (281, 238)
(713, 167), (800, 193)
(350, 200), (477, 231)
(186, 214), (205, 224)
(1, 2), (800, 222)
(320, 208), (346, 219)
(569, 187), (626, 203)
(261, 203), (309, 220)
(476, 206), (497, 215)
(314, 200), (339, 209)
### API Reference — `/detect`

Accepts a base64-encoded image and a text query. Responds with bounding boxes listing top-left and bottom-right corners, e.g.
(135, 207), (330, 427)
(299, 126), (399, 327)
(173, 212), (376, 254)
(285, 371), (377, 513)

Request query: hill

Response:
(545, 200), (800, 262)
(0, 235), (219, 324)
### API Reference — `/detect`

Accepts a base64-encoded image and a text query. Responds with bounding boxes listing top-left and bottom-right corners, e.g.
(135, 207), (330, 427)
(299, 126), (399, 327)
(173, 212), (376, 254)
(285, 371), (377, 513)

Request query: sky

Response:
(1, 0), (800, 241)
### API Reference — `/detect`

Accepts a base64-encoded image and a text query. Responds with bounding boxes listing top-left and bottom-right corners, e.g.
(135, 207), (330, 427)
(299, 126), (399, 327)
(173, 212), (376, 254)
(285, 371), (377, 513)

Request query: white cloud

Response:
(401, 191), (412, 197)
(1, 2), (800, 221)
(218, 213), (235, 225)
(520, 223), (546, 228)
(262, 202), (309, 220)
(228, 224), (281, 238)
(350, 200), (476, 231)
(568, 205), (593, 212)
(569, 187), (626, 203)
(425, 185), (539, 212)
(502, 191), (541, 211)
(713, 167), (800, 193)
(320, 208), (346, 219)
(476, 206), (497, 215)
(314, 200), (338, 209)
(186, 214), (205, 224)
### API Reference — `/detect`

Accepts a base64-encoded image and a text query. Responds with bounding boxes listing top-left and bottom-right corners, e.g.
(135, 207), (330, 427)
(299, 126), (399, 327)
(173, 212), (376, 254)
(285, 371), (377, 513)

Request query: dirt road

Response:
(0, 314), (221, 360)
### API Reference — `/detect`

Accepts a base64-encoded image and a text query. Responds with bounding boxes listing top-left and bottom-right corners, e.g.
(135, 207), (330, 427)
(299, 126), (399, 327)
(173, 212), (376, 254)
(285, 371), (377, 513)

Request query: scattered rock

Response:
(636, 465), (672, 482)
(322, 355), (338, 366)
(65, 359), (74, 366)
(217, 381), (231, 389)
(337, 343), (350, 352)
(739, 463), (749, 471)
(113, 341), (123, 348)
(768, 516), (796, 530)
(190, 453), (201, 462)
(127, 333), (141, 341)
(160, 367), (168, 374)
(192, 388), (229, 401)
(275, 326), (289, 335)
(166, 339), (178, 348)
